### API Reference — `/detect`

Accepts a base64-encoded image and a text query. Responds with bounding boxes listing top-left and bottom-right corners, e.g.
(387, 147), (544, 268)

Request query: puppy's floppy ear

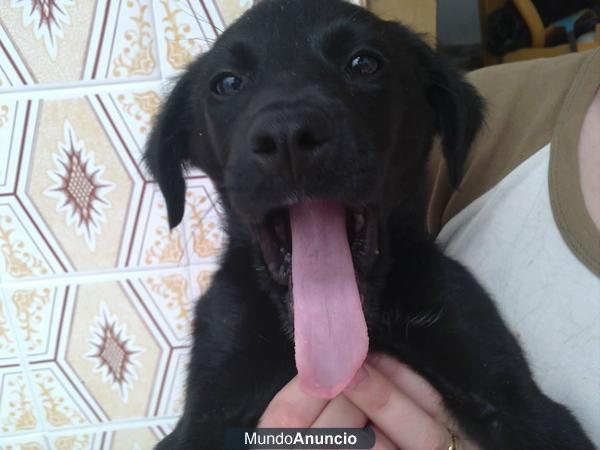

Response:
(424, 50), (485, 187)
(144, 71), (194, 228)
(385, 21), (484, 187)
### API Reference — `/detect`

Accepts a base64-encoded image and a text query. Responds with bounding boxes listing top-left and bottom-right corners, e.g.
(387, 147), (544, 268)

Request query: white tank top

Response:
(438, 144), (600, 445)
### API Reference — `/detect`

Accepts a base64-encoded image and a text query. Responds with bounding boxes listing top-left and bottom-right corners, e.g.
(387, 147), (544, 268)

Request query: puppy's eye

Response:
(347, 54), (381, 76)
(212, 73), (244, 96)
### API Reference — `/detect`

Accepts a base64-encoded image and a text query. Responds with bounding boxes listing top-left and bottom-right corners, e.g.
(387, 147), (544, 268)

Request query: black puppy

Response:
(145, 0), (593, 448)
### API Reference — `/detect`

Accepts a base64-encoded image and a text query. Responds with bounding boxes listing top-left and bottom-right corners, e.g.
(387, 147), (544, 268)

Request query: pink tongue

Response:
(290, 201), (369, 398)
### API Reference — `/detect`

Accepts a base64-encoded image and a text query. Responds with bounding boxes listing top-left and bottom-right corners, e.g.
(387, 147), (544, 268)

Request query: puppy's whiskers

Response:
(175, 1), (225, 34)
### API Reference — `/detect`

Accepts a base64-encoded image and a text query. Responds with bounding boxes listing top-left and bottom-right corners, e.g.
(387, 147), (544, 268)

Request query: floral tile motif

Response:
(0, 437), (48, 450)
(0, 0), (367, 445)
(123, 183), (189, 269)
(154, 0), (363, 78)
(63, 281), (163, 422)
(0, 0), (91, 84)
(28, 97), (134, 272)
(0, 101), (9, 130)
(45, 121), (115, 252)
(134, 273), (193, 345)
(44, 425), (169, 450)
(5, 286), (67, 360)
(155, 0), (224, 77)
(0, 367), (42, 435)
(30, 365), (94, 430)
(12, 288), (52, 354)
(47, 433), (93, 450)
(0, 275), (193, 433)
(0, 291), (18, 365)
(111, 85), (164, 151)
(183, 178), (225, 266)
(108, 426), (165, 450)
(0, 425), (171, 450)
(0, 0), (160, 86)
(110, 0), (159, 80)
(84, 301), (146, 404)
(0, 198), (68, 283)
(0, 91), (191, 275)
(12, 0), (75, 62)
(188, 264), (218, 300)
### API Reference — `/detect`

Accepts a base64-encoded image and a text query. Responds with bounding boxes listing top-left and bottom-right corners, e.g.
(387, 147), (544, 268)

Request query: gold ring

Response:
(447, 429), (459, 450)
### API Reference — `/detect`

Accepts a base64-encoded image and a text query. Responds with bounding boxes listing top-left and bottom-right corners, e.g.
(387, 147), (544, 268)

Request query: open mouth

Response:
(256, 200), (379, 399)
(257, 203), (379, 285)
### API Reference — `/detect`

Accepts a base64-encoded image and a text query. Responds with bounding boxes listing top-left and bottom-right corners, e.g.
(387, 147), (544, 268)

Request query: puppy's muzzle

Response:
(248, 104), (334, 180)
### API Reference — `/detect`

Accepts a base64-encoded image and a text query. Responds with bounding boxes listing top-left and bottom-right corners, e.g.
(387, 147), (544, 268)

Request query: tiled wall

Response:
(0, 1), (363, 449)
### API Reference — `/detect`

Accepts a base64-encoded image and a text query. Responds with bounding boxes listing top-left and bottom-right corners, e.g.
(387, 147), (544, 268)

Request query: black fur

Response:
(144, 1), (594, 448)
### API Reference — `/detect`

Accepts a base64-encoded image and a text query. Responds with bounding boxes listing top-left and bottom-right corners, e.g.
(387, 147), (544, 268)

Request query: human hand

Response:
(259, 354), (480, 450)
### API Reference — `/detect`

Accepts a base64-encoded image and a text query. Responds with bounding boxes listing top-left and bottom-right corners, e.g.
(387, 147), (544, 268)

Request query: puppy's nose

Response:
(250, 108), (333, 174)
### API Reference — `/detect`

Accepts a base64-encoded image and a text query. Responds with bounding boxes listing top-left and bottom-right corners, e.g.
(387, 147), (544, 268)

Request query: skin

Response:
(260, 87), (600, 450)
(260, 354), (481, 450)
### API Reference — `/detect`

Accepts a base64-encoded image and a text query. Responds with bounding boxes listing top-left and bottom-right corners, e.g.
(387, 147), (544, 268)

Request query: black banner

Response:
(224, 427), (376, 449)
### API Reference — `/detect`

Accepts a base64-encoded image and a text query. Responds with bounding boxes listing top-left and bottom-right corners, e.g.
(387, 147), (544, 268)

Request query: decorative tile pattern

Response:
(111, 0), (158, 79)
(46, 121), (115, 252)
(0, 436), (48, 450)
(0, 299), (18, 363)
(0, 0), (366, 446)
(154, 0), (224, 77)
(84, 302), (146, 403)
(183, 178), (225, 266)
(12, 0), (75, 62)
(31, 366), (91, 429)
(0, 368), (42, 434)
(0, 198), (68, 283)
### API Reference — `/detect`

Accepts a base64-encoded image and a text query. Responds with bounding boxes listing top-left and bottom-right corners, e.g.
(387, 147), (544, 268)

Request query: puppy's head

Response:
(145, 0), (483, 397)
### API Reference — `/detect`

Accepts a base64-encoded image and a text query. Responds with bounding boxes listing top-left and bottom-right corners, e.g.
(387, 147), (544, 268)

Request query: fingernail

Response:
(346, 365), (369, 390)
